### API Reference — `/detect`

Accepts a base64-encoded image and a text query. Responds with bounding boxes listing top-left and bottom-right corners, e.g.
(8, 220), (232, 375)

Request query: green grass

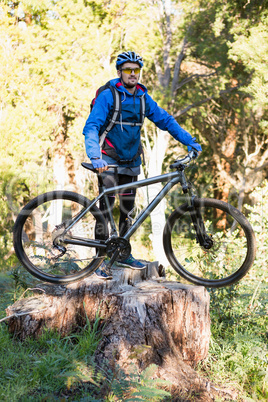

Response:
(0, 294), (102, 400)
(0, 268), (102, 400)
(199, 276), (268, 401)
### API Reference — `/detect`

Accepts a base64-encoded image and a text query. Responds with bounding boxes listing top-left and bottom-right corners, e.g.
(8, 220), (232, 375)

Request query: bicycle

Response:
(13, 151), (256, 288)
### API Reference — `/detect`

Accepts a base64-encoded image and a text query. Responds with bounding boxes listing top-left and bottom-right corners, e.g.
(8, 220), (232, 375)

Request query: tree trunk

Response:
(147, 129), (170, 266)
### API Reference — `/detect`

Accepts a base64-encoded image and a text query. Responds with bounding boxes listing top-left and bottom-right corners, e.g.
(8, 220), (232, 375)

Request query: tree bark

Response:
(6, 262), (215, 398)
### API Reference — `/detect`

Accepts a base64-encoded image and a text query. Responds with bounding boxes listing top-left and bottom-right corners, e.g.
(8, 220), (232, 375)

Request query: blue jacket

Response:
(83, 78), (201, 167)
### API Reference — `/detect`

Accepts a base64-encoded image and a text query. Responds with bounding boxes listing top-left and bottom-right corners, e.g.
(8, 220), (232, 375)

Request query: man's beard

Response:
(121, 78), (136, 88)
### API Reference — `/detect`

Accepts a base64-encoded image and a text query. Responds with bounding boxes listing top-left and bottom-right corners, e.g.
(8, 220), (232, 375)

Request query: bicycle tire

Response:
(13, 191), (109, 284)
(163, 198), (256, 288)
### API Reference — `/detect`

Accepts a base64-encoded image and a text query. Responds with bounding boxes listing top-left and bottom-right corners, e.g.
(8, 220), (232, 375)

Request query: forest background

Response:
(0, 0), (268, 400)
(0, 0), (268, 262)
(0, 0), (267, 264)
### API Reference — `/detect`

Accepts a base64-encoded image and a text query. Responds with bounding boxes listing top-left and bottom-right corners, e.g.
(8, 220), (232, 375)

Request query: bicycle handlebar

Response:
(83, 151), (198, 174)
(169, 150), (198, 170)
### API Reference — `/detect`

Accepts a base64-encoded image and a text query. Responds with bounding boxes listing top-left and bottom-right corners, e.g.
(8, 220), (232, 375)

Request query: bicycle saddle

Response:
(81, 162), (118, 173)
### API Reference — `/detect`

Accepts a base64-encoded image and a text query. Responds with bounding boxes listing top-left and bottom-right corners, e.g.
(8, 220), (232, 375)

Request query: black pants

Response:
(99, 172), (137, 237)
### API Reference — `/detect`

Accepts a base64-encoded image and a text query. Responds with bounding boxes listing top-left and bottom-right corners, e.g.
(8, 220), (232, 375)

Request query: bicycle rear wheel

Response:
(163, 198), (256, 288)
(13, 191), (108, 284)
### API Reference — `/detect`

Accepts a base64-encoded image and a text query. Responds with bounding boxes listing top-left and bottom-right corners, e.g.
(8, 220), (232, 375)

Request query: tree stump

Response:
(6, 262), (216, 399)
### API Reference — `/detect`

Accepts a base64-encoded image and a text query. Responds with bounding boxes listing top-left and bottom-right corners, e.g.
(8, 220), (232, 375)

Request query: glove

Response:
(187, 138), (202, 154)
(91, 158), (108, 169)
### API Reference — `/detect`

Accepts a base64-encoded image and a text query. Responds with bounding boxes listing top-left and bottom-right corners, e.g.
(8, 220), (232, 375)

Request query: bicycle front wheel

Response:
(163, 198), (256, 288)
(13, 191), (109, 284)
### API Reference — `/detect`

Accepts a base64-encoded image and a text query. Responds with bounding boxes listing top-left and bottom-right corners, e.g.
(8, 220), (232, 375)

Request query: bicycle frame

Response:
(62, 168), (192, 249)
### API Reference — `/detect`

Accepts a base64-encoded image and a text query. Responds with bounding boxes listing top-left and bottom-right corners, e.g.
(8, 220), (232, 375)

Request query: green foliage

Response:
(0, 283), (102, 401)
(0, 0), (165, 263)
(8, 263), (41, 302)
(229, 15), (268, 132)
(0, 322), (171, 401)
(0, 324), (98, 400)
(95, 362), (171, 401)
(171, 0), (268, 204)
(204, 283), (268, 400)
(200, 181), (268, 400)
(244, 180), (268, 288)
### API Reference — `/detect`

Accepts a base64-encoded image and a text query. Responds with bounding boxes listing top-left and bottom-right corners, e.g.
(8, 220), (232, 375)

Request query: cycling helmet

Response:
(116, 51), (144, 69)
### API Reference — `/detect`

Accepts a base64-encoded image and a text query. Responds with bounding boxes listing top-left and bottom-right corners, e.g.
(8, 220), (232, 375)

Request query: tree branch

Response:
(175, 71), (217, 92)
(253, 161), (268, 173)
(162, 0), (172, 86)
(0, 308), (47, 323)
(171, 36), (188, 95)
(154, 57), (165, 87)
(154, 0), (174, 88)
(174, 85), (242, 118)
(174, 95), (215, 118)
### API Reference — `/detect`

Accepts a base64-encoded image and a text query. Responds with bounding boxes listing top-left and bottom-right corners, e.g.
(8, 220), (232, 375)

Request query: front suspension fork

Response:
(187, 196), (213, 249)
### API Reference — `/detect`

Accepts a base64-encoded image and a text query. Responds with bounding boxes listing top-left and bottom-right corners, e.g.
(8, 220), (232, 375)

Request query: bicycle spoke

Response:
(171, 211), (248, 280)
(20, 195), (105, 279)
(164, 198), (255, 287)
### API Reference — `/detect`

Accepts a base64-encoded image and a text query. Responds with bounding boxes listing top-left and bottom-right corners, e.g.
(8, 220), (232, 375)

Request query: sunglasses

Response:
(121, 68), (141, 75)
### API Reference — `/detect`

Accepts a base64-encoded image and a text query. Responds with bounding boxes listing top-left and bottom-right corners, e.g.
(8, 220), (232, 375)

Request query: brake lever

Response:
(190, 150), (199, 159)
(170, 152), (195, 170)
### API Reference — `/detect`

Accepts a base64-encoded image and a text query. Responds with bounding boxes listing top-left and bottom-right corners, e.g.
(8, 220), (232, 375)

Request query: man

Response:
(83, 51), (202, 279)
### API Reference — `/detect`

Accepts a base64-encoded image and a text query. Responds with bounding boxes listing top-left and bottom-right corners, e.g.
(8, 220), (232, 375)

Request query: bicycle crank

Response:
(106, 237), (131, 260)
